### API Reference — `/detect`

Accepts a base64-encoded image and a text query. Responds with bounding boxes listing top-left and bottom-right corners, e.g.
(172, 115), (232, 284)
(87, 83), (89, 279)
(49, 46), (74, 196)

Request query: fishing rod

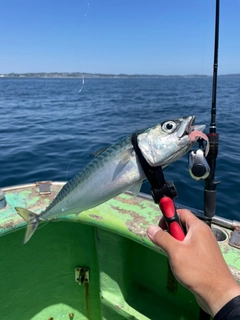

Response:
(187, 5), (221, 319)
(134, 2), (220, 319)
(189, 0), (220, 228)
(204, 0), (220, 227)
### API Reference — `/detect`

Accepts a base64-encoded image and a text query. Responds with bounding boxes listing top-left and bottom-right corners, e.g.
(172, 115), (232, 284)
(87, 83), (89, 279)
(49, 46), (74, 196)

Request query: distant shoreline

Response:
(0, 72), (239, 79)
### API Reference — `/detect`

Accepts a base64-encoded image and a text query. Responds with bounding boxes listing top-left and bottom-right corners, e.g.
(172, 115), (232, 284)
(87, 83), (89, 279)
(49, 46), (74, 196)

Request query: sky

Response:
(1, 0), (239, 75)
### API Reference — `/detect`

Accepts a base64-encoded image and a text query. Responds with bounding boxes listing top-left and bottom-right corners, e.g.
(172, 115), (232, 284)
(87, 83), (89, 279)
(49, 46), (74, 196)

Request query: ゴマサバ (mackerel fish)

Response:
(15, 116), (209, 243)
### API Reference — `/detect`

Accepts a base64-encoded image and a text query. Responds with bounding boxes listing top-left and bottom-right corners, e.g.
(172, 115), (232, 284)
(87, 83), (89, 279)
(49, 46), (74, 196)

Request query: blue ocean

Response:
(0, 77), (239, 220)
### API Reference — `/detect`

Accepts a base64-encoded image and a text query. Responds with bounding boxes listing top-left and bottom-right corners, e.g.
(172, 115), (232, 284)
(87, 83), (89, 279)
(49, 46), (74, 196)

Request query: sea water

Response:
(0, 76), (239, 220)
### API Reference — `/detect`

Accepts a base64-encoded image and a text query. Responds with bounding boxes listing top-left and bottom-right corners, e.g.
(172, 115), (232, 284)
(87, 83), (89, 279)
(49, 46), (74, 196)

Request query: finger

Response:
(176, 209), (199, 227)
(147, 225), (178, 254)
(158, 217), (168, 230)
(159, 210), (192, 231)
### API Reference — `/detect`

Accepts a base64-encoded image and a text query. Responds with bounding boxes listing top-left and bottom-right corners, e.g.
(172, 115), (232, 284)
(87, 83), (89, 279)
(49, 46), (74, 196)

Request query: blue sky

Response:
(1, 0), (239, 75)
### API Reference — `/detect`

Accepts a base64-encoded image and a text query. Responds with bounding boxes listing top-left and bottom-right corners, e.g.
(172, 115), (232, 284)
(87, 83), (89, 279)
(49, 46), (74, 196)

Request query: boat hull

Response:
(0, 182), (239, 319)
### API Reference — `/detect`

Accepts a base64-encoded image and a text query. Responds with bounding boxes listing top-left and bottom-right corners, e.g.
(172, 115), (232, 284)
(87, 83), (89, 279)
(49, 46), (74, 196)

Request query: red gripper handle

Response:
(159, 197), (185, 241)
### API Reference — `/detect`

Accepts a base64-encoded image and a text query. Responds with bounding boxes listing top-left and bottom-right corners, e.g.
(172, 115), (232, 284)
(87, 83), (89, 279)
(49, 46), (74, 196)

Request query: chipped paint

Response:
(1, 182), (240, 284)
(89, 214), (103, 221)
(1, 182), (240, 319)
(229, 266), (240, 281)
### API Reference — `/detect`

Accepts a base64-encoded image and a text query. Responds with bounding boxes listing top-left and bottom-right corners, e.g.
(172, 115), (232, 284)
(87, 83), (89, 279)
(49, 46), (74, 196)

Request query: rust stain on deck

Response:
(1, 217), (24, 230)
(110, 204), (159, 238)
(84, 281), (90, 319)
(89, 214), (103, 221)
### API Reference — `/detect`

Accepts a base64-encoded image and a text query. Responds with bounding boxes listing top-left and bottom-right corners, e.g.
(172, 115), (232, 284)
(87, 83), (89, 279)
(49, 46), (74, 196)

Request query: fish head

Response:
(137, 116), (209, 167)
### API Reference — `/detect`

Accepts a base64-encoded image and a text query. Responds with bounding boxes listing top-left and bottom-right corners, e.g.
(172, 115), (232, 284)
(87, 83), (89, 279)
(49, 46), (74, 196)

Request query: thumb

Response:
(147, 225), (177, 254)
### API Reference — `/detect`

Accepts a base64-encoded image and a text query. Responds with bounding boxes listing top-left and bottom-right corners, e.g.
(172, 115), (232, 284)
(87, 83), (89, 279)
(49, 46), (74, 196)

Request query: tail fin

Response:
(15, 207), (39, 244)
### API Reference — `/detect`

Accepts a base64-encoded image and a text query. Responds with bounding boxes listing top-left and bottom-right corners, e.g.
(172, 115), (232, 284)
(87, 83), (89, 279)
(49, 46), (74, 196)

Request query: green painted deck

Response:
(0, 182), (239, 320)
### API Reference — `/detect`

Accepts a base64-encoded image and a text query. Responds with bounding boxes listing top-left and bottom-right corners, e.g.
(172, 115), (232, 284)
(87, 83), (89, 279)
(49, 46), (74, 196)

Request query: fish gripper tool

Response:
(131, 133), (185, 241)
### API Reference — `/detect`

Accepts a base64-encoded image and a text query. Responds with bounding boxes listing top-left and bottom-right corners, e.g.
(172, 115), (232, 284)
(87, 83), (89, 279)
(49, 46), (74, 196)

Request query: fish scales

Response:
(43, 136), (133, 214)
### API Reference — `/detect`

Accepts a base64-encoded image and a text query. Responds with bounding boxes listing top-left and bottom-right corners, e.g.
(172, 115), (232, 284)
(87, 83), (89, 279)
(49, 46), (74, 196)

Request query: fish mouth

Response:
(189, 116), (206, 133)
(179, 116), (209, 156)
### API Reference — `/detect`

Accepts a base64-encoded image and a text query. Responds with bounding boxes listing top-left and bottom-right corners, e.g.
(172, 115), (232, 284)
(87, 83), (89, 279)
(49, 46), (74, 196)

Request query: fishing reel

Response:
(188, 139), (210, 180)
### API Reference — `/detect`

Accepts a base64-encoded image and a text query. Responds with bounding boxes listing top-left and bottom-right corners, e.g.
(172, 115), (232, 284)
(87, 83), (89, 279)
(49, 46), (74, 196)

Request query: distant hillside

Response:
(1, 72), (239, 78)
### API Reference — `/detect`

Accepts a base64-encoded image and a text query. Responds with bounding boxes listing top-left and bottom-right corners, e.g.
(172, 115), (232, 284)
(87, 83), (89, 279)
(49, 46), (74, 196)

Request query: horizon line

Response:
(1, 72), (240, 77)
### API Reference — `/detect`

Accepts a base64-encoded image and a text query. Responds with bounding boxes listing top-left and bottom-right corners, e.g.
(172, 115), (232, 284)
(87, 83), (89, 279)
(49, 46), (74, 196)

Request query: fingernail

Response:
(147, 225), (161, 239)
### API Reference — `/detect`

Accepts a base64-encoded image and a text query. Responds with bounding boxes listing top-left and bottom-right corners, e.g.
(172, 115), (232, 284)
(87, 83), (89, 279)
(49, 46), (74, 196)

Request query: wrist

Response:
(204, 280), (240, 317)
(214, 295), (240, 320)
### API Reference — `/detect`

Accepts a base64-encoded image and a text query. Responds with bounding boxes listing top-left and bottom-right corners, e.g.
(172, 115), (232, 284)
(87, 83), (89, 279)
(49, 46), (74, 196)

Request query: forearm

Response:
(195, 269), (240, 317)
(147, 209), (240, 318)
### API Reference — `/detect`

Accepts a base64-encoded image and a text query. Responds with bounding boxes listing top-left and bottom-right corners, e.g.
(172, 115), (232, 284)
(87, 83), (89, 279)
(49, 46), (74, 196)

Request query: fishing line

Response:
(64, 76), (84, 183)
(65, 150), (82, 182)
(38, 217), (67, 228)
(64, 0), (90, 180)
(83, 0), (90, 17)
(37, 220), (50, 230)
(50, 217), (64, 223)
(0, 220), (50, 238)
(162, 163), (174, 173)
(78, 76), (85, 93)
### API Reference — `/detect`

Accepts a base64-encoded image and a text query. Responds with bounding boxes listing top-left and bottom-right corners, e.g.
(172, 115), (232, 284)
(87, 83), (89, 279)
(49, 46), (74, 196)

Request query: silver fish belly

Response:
(15, 115), (209, 243)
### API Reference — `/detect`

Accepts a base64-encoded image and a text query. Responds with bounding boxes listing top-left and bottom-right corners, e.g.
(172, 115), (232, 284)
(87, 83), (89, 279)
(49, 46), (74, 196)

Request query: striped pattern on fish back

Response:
(41, 135), (133, 214)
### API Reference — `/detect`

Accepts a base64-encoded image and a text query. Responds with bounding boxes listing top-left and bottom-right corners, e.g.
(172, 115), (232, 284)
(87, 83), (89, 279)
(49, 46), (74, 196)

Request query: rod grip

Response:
(204, 189), (217, 219)
(159, 197), (185, 241)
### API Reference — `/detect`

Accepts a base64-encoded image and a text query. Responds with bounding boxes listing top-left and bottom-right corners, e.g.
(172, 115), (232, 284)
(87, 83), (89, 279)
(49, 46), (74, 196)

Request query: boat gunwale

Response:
(1, 182), (240, 284)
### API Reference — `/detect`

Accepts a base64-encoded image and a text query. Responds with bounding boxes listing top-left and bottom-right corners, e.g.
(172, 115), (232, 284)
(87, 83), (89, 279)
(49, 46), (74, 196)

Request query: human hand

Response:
(147, 209), (240, 317)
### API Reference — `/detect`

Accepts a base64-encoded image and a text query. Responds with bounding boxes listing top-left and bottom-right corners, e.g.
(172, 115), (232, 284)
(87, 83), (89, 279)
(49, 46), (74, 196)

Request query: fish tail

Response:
(15, 207), (40, 244)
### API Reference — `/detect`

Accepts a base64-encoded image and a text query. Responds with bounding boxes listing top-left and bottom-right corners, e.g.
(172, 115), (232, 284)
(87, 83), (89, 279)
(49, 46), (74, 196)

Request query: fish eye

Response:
(162, 121), (177, 133)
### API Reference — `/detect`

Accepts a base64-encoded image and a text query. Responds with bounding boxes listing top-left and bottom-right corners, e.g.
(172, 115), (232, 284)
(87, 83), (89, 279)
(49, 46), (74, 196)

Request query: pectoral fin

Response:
(128, 182), (142, 198)
(112, 149), (132, 181)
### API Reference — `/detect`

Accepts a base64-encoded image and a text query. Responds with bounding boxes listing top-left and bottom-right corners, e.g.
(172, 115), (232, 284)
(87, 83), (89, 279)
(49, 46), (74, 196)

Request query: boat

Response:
(1, 1), (239, 319)
(1, 181), (240, 320)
